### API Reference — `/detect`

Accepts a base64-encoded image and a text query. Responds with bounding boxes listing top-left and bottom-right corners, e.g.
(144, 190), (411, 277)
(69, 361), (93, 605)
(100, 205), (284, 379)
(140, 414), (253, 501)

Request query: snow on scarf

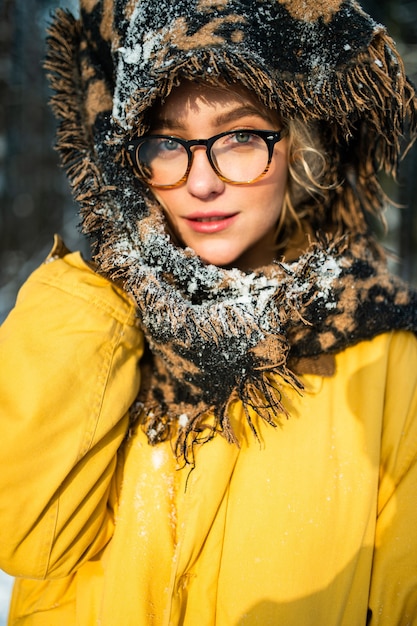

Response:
(44, 0), (417, 462)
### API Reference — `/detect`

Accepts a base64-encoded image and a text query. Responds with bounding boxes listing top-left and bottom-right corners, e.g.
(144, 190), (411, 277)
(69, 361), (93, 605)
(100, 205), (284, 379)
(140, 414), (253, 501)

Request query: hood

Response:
(44, 0), (417, 460)
(45, 0), (416, 261)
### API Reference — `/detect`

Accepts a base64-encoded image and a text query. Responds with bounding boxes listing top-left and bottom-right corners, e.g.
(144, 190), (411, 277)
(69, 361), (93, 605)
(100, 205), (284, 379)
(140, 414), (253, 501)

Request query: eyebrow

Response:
(215, 104), (276, 126)
(153, 104), (278, 132)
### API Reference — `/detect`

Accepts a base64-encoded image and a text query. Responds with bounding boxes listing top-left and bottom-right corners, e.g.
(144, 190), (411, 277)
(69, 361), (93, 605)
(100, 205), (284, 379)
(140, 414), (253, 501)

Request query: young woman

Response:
(1, 1), (417, 624)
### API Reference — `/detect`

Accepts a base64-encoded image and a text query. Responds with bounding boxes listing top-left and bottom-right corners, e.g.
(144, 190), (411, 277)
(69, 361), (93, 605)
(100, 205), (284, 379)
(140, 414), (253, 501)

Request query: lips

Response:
(194, 216), (226, 222)
(185, 212), (238, 233)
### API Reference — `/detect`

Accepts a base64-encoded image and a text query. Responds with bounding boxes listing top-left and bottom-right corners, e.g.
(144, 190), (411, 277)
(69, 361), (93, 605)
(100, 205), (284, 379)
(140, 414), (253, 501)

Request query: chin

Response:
(194, 247), (238, 269)
(201, 256), (237, 269)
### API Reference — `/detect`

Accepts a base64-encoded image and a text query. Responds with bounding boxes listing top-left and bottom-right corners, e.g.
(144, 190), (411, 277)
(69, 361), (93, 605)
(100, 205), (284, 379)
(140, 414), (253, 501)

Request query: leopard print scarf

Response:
(44, 0), (417, 461)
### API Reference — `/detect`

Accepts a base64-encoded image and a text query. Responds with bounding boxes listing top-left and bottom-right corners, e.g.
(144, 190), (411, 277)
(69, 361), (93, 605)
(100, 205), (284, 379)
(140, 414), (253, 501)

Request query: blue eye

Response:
(147, 138), (185, 161)
(159, 139), (179, 151)
(234, 132), (251, 143)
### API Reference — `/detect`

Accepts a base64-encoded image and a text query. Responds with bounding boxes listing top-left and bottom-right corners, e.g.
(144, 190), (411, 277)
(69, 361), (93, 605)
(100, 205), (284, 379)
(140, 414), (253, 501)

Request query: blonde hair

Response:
(275, 118), (338, 249)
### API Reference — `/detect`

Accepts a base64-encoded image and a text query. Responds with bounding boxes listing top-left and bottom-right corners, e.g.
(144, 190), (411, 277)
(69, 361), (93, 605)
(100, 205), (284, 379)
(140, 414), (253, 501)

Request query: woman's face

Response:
(149, 82), (288, 270)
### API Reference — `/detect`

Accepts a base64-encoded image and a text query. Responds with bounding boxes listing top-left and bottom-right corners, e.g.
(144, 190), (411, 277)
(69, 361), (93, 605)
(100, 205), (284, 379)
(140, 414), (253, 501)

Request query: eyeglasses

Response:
(125, 129), (285, 188)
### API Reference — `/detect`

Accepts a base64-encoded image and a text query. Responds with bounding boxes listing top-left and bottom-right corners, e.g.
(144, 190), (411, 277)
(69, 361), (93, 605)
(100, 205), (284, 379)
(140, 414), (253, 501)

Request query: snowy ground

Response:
(0, 571), (13, 625)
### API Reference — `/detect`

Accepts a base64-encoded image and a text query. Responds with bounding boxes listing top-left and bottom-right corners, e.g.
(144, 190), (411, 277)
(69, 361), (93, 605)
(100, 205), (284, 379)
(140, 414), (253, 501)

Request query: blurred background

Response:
(0, 0), (416, 620)
(0, 0), (81, 323)
(1, 0), (417, 323)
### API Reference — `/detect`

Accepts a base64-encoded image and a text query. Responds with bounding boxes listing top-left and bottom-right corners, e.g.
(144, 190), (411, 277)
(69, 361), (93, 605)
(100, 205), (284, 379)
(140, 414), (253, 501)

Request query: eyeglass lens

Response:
(135, 132), (271, 186)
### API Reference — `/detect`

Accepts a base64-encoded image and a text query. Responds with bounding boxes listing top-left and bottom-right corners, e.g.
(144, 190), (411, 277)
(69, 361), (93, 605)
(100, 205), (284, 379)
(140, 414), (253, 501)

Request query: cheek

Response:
(272, 148), (289, 189)
(151, 188), (169, 212)
(151, 189), (181, 223)
(150, 190), (185, 246)
(260, 163), (288, 218)
(269, 152), (289, 210)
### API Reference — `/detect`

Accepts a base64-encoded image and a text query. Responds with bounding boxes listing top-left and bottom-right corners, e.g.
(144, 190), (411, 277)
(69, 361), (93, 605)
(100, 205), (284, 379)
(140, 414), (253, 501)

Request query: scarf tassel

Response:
(131, 353), (303, 466)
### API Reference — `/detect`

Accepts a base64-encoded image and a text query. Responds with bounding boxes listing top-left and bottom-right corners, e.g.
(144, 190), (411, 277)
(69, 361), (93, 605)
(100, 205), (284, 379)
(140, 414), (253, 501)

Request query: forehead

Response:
(151, 81), (279, 125)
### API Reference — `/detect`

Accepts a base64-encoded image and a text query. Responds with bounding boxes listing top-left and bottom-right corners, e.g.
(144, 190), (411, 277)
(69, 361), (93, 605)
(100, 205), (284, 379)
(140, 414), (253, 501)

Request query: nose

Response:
(186, 146), (225, 198)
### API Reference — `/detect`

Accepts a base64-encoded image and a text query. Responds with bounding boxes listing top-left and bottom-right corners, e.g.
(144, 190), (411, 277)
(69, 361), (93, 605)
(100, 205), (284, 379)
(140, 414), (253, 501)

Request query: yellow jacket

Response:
(1, 249), (417, 625)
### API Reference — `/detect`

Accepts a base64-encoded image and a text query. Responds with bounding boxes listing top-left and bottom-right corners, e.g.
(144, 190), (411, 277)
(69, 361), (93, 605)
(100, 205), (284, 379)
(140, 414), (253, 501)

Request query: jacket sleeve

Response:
(368, 330), (417, 625)
(0, 246), (144, 579)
